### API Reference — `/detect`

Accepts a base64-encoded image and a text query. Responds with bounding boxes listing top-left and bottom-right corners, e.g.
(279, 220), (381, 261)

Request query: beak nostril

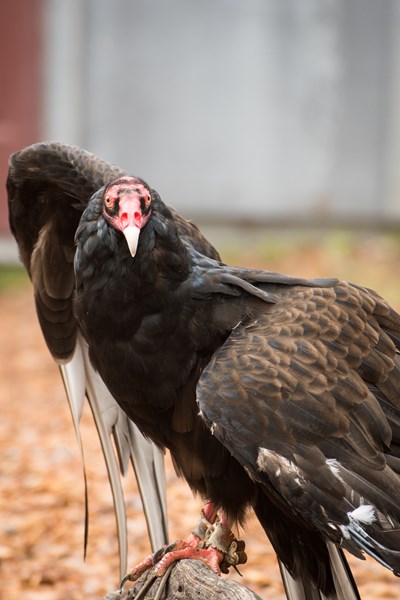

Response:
(119, 210), (142, 229)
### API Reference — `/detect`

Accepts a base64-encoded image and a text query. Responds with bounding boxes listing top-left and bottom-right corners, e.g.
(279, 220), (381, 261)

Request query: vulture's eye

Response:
(104, 196), (113, 208)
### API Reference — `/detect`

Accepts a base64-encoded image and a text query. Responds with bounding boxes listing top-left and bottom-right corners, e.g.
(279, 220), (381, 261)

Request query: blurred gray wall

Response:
(43, 0), (400, 225)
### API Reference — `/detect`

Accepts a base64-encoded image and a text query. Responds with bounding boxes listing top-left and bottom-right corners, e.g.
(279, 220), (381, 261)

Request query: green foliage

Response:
(0, 266), (28, 292)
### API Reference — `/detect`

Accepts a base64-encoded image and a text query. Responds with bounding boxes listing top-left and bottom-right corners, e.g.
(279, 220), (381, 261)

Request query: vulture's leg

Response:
(121, 502), (247, 588)
(154, 503), (247, 577)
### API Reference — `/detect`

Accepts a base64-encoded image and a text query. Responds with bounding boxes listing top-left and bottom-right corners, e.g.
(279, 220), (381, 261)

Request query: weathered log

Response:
(103, 559), (263, 599)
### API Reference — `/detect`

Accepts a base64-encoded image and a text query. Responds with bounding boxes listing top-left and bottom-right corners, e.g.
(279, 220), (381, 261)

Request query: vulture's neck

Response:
(74, 203), (195, 349)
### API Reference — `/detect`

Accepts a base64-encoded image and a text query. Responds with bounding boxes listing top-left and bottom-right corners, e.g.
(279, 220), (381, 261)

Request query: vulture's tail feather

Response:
(278, 543), (360, 600)
(59, 342), (89, 559)
(59, 335), (168, 580)
(254, 492), (360, 599)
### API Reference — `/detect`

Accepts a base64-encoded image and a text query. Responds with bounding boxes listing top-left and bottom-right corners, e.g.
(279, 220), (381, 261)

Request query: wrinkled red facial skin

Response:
(103, 178), (151, 232)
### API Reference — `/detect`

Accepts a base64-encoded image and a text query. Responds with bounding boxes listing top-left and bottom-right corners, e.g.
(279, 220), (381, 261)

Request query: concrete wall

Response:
(43, 0), (400, 225)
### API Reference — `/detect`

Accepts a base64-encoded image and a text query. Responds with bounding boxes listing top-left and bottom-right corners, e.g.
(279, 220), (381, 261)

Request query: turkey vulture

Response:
(8, 143), (400, 600)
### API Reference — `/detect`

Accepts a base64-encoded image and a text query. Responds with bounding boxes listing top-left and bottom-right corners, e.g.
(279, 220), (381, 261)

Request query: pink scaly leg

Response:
(154, 540), (224, 577)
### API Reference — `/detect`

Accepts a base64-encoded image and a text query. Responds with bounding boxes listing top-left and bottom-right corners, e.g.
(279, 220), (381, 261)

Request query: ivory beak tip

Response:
(122, 225), (140, 257)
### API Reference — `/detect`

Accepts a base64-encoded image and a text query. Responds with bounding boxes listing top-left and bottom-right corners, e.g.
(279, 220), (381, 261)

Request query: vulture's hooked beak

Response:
(122, 225), (141, 257)
(106, 182), (151, 256)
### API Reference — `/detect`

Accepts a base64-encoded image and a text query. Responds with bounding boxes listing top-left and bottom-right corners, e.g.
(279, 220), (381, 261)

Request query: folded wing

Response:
(7, 142), (169, 577)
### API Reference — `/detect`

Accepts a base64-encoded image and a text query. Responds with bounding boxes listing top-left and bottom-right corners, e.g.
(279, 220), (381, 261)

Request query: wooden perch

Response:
(103, 559), (263, 599)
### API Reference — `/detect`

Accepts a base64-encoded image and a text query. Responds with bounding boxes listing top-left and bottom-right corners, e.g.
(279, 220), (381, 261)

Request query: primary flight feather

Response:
(8, 142), (400, 599)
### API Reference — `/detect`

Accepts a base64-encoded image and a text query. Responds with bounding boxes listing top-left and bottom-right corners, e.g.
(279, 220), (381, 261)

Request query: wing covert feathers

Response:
(198, 281), (400, 587)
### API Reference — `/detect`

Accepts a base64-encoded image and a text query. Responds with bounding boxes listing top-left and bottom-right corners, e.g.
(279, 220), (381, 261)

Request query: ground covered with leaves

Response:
(1, 230), (400, 599)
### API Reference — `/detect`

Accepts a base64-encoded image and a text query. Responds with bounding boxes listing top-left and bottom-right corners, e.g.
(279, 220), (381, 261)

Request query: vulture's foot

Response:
(121, 505), (247, 591)
(154, 520), (247, 577)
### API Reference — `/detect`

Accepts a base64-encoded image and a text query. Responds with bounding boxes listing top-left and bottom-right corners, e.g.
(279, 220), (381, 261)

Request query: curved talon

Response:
(153, 544), (172, 564)
(119, 572), (135, 589)
(122, 552), (159, 584)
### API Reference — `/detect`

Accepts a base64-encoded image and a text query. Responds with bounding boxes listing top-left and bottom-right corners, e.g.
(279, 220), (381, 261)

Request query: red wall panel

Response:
(0, 0), (43, 234)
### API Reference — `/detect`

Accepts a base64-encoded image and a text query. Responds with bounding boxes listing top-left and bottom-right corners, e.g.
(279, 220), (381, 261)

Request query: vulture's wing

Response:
(197, 280), (400, 597)
(7, 142), (169, 576)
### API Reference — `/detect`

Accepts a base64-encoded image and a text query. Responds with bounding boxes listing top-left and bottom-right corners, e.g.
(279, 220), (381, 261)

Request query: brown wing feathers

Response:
(197, 280), (400, 577)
